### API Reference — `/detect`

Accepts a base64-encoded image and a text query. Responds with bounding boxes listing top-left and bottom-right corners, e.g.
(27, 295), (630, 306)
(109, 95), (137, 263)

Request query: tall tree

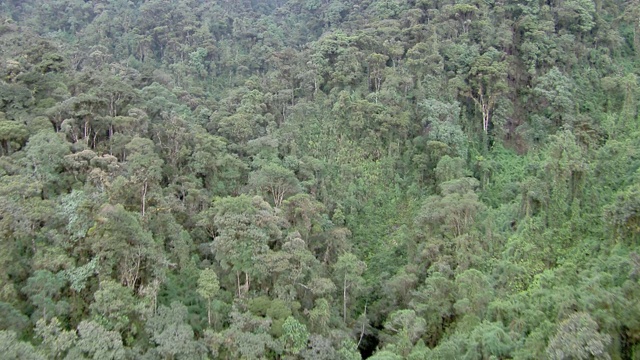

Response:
(333, 252), (366, 323)
(196, 268), (220, 327)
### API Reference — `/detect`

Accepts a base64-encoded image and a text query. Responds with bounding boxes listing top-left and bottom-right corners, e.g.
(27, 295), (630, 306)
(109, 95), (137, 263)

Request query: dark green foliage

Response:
(0, 302), (30, 335)
(21, 270), (68, 322)
(0, 0), (638, 358)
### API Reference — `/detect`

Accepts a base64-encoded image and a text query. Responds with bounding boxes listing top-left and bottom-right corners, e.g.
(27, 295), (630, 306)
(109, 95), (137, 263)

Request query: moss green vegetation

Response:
(0, 0), (639, 358)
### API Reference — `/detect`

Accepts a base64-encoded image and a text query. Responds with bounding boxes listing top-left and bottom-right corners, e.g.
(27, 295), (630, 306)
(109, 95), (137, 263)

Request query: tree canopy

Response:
(0, 0), (639, 358)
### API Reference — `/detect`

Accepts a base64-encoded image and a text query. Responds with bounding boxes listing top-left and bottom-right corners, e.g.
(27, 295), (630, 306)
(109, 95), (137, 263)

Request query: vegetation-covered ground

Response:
(1, 0), (640, 358)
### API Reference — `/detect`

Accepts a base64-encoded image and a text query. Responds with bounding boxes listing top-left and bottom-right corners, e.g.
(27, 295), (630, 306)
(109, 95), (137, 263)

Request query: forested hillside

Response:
(0, 0), (639, 358)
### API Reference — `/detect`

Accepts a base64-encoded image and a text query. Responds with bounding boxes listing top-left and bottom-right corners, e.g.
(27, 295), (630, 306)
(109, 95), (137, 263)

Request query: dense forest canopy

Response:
(0, 0), (639, 358)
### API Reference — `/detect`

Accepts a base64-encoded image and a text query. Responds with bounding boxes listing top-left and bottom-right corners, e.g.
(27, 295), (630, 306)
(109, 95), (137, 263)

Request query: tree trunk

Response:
(357, 303), (367, 348)
(236, 271), (241, 298)
(343, 276), (348, 323)
(109, 124), (114, 155)
(141, 181), (148, 216)
(245, 272), (250, 295)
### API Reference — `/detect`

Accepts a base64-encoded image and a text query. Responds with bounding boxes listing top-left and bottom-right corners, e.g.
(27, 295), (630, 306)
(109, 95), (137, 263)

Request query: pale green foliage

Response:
(533, 68), (575, 126)
(466, 322), (513, 359)
(22, 131), (71, 195)
(0, 0), (639, 359)
(281, 316), (310, 355)
(35, 317), (77, 360)
(0, 117), (28, 155)
(309, 298), (332, 333)
(89, 279), (135, 332)
(557, 0), (595, 33)
(196, 268), (220, 302)
(205, 195), (283, 294)
(301, 335), (336, 360)
(546, 313), (611, 360)
(61, 258), (97, 292)
(58, 190), (93, 241)
(21, 270), (67, 321)
(419, 100), (467, 158)
(368, 350), (403, 360)
(124, 136), (164, 215)
(384, 268), (418, 307)
(189, 47), (209, 78)
(88, 204), (160, 288)
(435, 156), (468, 184)
(282, 234), (318, 280)
(219, 307), (276, 359)
(197, 268), (220, 326)
(382, 310), (427, 357)
(430, 322), (513, 360)
(416, 180), (485, 239)
(67, 320), (127, 360)
(146, 302), (206, 360)
(249, 162), (301, 207)
(0, 330), (45, 360)
(282, 193), (326, 239)
(454, 269), (494, 318)
(336, 340), (362, 360)
(0, 302), (29, 334)
(333, 252), (367, 322)
(407, 340), (432, 360)
(604, 182), (640, 242)
(410, 272), (456, 342)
